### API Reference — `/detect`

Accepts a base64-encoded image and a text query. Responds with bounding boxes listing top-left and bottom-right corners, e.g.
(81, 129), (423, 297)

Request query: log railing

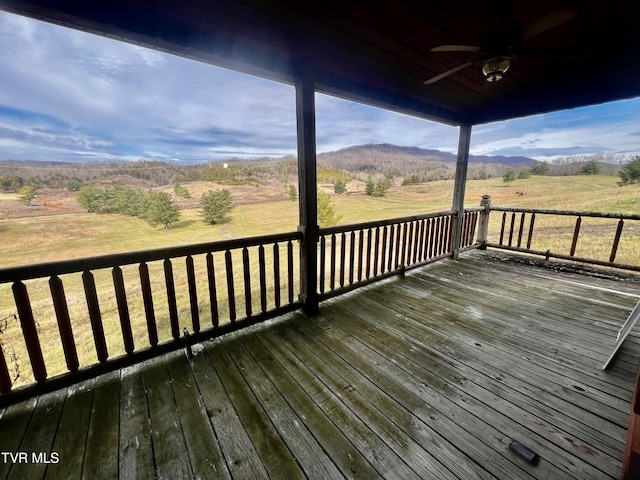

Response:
(481, 203), (640, 272)
(0, 208), (479, 403)
(318, 209), (480, 300)
(0, 232), (302, 402)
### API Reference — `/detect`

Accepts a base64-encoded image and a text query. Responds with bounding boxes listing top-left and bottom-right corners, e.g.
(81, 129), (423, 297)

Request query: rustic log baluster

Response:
(138, 263), (158, 347)
(387, 225), (395, 271)
(418, 220), (426, 261)
(186, 255), (200, 333)
(339, 232), (346, 287)
(517, 213), (526, 247)
(499, 212), (507, 245)
(273, 244), (281, 309)
(206, 253), (219, 327)
(381, 226), (388, 274)
(357, 229), (364, 281)
(435, 217), (443, 256)
(242, 247), (252, 318)
(49, 275), (79, 372)
(163, 259), (180, 340)
(319, 236), (326, 294)
(570, 216), (582, 257)
(610, 220), (624, 263)
(330, 234), (337, 290)
(394, 223), (402, 268)
(113, 267), (134, 354)
(400, 223), (408, 267)
(13, 281), (47, 382)
(225, 250), (236, 322)
(406, 222), (414, 265)
(427, 219), (434, 258)
(373, 227), (380, 276)
(287, 241), (294, 305)
(348, 231), (356, 285)
(82, 271), (109, 362)
(365, 228), (372, 279)
(526, 213), (536, 250)
(259, 245), (267, 313)
(508, 213), (516, 247)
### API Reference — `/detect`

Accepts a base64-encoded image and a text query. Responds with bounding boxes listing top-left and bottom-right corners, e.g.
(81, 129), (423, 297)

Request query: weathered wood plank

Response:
(144, 356), (193, 479)
(45, 379), (94, 480)
(0, 398), (37, 479)
(377, 282), (630, 425)
(119, 363), (155, 480)
(165, 351), (231, 479)
(7, 388), (66, 480)
(410, 265), (640, 388)
(82, 370), (121, 479)
(189, 340), (269, 479)
(271, 318), (495, 480)
(299, 312), (540, 479)
(318, 303), (601, 478)
(241, 330), (422, 480)
(205, 338), (304, 478)
(219, 331), (342, 479)
(338, 295), (624, 476)
(228, 331), (383, 480)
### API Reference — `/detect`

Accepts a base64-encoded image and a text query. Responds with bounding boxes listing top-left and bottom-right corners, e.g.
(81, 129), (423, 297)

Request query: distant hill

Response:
(319, 144), (534, 166)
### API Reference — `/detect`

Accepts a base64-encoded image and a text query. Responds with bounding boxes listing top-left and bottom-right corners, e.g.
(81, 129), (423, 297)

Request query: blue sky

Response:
(1, 10), (639, 164)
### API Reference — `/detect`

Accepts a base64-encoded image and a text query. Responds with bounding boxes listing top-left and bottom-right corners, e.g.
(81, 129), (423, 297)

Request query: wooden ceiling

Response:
(2, 0), (639, 126)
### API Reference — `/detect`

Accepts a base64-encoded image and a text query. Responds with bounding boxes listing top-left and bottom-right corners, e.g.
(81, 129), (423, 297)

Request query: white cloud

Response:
(0, 10), (639, 163)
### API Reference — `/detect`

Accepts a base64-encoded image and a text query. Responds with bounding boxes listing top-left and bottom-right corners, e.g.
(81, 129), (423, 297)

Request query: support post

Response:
(477, 194), (492, 249)
(295, 61), (319, 315)
(451, 124), (472, 260)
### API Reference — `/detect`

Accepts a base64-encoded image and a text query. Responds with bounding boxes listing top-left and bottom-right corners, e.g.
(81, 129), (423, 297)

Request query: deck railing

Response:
(318, 209), (479, 300)
(0, 232), (302, 401)
(479, 199), (640, 272)
(5, 197), (637, 403)
(0, 209), (480, 403)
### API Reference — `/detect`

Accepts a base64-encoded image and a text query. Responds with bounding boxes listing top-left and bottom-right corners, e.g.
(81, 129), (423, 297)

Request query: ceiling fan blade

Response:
(431, 45), (483, 53)
(424, 61), (474, 85)
(521, 9), (577, 41)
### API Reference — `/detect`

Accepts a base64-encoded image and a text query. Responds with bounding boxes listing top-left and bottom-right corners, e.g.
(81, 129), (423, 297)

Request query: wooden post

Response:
(451, 124), (472, 260)
(477, 194), (492, 249)
(295, 60), (319, 315)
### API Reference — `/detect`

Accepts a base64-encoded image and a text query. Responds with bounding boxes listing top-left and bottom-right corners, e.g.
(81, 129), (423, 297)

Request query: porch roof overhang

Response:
(1, 0), (639, 127)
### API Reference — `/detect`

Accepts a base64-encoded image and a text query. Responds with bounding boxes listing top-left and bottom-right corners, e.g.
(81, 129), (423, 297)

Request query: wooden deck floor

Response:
(1, 250), (639, 479)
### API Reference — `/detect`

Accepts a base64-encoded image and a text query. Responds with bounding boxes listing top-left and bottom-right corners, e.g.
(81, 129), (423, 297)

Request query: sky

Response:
(1, 10), (640, 164)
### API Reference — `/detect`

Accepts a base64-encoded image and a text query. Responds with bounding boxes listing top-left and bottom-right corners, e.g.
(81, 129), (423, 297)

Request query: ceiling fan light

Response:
(482, 56), (512, 82)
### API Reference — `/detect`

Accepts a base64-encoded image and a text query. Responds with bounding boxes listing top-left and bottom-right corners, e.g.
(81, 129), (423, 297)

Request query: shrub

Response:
(317, 192), (342, 227)
(18, 185), (37, 205)
(174, 183), (191, 198)
(334, 179), (347, 195)
(502, 170), (516, 187)
(201, 189), (232, 224)
(142, 191), (180, 229)
(618, 157), (640, 186)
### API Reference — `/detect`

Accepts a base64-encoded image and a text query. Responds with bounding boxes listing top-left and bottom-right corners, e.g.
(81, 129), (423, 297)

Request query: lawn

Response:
(0, 175), (638, 388)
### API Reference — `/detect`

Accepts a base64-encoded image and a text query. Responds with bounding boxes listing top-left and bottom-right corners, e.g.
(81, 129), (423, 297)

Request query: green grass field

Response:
(0, 175), (638, 388)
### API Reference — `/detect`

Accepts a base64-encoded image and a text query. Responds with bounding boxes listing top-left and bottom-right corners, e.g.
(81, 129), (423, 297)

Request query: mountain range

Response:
(319, 144), (534, 166)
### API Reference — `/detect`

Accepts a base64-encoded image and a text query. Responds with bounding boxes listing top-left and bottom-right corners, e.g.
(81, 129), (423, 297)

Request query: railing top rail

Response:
(319, 209), (454, 236)
(0, 230), (302, 284)
(491, 206), (640, 221)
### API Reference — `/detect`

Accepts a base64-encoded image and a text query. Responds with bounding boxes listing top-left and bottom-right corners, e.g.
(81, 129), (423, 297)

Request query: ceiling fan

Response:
(425, 8), (577, 85)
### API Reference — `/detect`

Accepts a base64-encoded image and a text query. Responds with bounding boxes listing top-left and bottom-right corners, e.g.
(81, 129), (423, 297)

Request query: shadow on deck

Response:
(1, 250), (639, 479)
